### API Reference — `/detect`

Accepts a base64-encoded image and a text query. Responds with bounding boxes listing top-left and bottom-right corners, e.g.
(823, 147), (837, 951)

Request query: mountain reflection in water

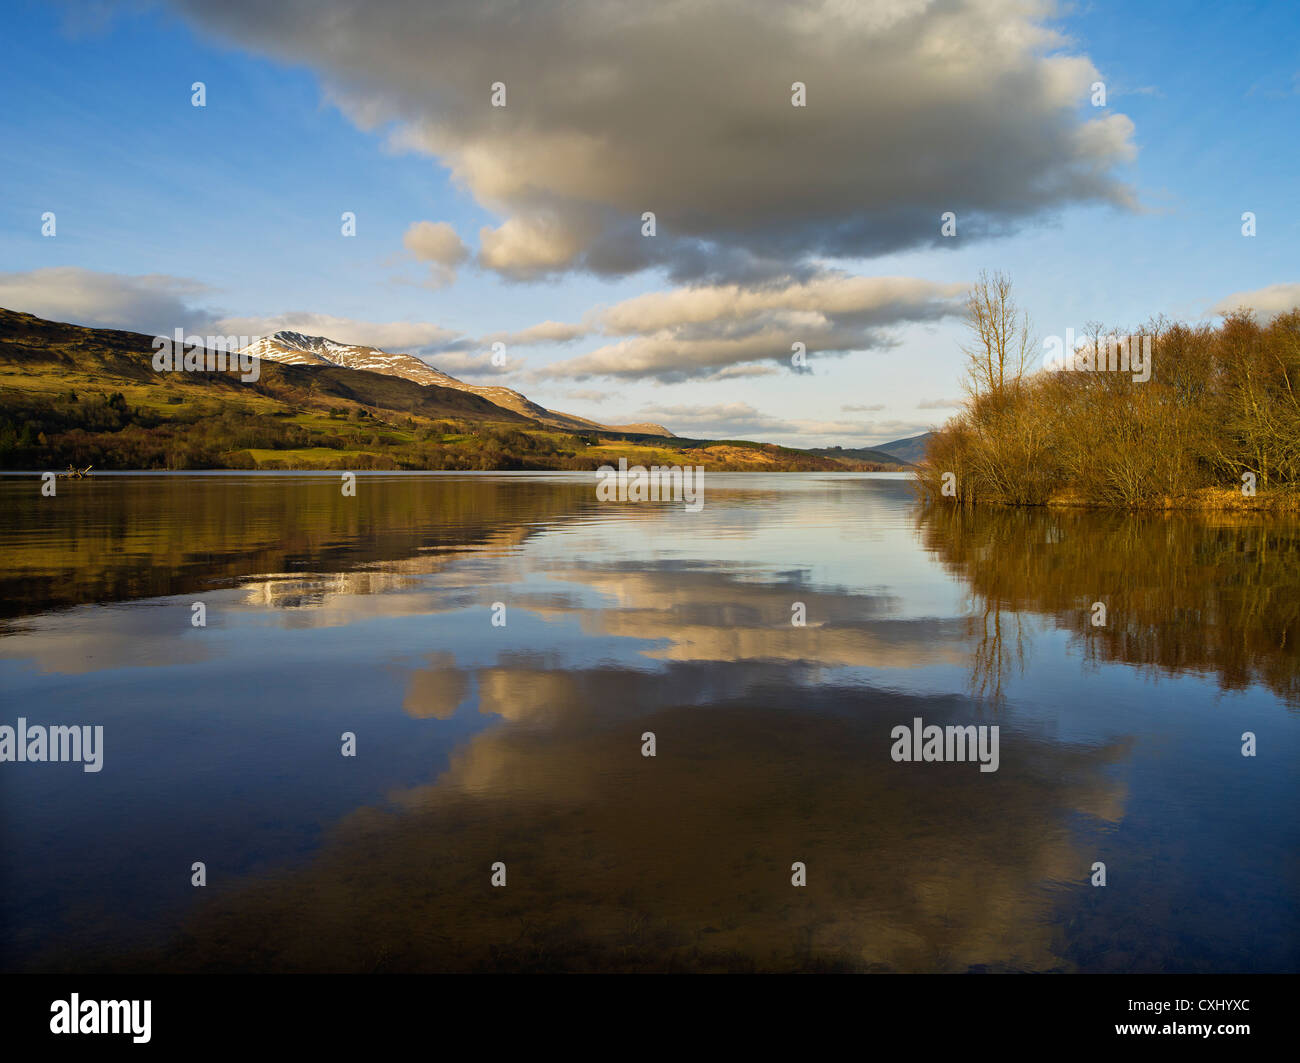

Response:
(0, 473), (1295, 972)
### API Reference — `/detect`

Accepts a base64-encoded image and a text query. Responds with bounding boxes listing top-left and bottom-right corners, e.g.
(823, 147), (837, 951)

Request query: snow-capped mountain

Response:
(242, 331), (673, 437)
(241, 332), (452, 385)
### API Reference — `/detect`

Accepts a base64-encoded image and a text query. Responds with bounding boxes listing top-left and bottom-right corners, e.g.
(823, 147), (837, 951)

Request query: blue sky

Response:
(2, 0), (1297, 446)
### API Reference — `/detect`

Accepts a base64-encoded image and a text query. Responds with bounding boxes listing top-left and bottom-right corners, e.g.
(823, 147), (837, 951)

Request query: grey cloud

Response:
(164, 0), (1139, 283)
(0, 266), (217, 335)
(0, 266), (465, 353)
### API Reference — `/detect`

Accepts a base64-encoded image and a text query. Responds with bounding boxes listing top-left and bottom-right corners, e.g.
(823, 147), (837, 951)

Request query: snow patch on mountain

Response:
(242, 331), (673, 436)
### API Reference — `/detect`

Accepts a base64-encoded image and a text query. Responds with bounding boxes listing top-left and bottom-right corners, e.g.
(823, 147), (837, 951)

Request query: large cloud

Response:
(530, 272), (965, 382)
(163, 0), (1138, 281)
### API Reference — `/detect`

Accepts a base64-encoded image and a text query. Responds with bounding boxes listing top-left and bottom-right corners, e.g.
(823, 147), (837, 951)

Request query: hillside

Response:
(0, 310), (875, 473)
(246, 330), (674, 437)
(809, 444), (911, 467)
(875, 432), (934, 465)
(0, 310), (534, 422)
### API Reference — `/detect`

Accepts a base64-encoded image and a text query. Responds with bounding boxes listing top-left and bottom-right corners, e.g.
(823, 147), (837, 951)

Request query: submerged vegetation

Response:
(916, 272), (1300, 510)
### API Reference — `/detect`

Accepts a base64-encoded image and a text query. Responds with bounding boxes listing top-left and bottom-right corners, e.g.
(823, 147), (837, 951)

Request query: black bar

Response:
(2, 973), (1287, 1051)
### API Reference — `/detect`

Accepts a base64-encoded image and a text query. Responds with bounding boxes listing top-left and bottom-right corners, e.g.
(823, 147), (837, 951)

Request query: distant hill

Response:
(875, 432), (934, 465)
(808, 445), (911, 467)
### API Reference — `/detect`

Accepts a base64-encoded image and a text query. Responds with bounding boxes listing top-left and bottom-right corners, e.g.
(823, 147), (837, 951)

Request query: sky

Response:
(1, 0), (1297, 447)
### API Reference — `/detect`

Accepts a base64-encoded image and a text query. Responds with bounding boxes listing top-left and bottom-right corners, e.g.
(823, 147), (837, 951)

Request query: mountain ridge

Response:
(875, 432), (934, 465)
(244, 330), (674, 438)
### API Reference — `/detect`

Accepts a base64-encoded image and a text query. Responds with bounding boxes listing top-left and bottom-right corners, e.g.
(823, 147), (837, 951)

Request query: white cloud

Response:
(403, 221), (470, 287)
(214, 312), (460, 353)
(427, 349), (518, 378)
(481, 320), (586, 346)
(1210, 282), (1300, 320)
(631, 401), (936, 447)
(531, 272), (965, 382)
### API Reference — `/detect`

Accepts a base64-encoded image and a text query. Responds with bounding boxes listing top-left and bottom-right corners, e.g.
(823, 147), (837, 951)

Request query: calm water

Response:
(1, 472), (1296, 972)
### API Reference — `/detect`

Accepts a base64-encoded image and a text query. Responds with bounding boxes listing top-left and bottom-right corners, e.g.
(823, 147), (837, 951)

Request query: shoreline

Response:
(919, 485), (1300, 514)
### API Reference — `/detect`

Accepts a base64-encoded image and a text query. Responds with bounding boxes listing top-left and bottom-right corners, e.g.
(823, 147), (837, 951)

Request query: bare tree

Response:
(961, 270), (1035, 397)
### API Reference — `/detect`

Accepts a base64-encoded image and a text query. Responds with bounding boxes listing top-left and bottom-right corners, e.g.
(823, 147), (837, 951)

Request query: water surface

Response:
(1, 472), (1296, 972)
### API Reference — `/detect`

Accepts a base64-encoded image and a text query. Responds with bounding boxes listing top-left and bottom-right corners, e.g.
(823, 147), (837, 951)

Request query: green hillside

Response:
(0, 309), (882, 473)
